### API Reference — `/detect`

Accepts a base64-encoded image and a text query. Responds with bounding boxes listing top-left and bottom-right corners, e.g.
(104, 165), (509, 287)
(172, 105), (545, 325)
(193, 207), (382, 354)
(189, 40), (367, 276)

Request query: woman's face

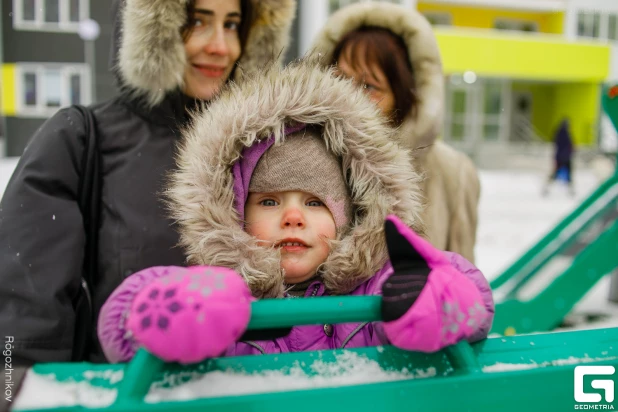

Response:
(183, 0), (242, 100)
(336, 50), (395, 117)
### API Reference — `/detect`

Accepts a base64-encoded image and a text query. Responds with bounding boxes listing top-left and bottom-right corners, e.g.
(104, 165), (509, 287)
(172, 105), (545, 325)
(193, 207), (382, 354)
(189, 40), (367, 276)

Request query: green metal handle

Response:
(112, 296), (383, 404)
(115, 349), (164, 406)
(247, 296), (383, 329)
(445, 341), (481, 375)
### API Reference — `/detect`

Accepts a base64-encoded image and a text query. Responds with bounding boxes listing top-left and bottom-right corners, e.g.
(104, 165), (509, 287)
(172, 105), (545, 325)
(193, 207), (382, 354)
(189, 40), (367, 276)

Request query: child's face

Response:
(245, 191), (336, 284)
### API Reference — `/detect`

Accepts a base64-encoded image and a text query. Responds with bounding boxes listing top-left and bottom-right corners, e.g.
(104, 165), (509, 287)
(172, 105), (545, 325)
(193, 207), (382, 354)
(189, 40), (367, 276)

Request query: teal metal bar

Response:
(492, 219), (618, 334)
(247, 295), (382, 329)
(504, 186), (618, 298)
(114, 350), (164, 406)
(444, 341), (481, 374)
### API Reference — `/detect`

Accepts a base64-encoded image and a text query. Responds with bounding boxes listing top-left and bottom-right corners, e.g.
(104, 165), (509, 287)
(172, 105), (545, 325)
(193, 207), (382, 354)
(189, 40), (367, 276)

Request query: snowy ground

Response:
(0, 156), (18, 199)
(474, 166), (618, 330)
(1, 156), (617, 329)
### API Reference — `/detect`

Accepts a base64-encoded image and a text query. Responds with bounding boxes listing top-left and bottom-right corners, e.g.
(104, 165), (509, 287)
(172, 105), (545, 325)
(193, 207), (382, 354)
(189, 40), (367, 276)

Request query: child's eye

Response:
(307, 200), (324, 207)
(260, 199), (278, 207)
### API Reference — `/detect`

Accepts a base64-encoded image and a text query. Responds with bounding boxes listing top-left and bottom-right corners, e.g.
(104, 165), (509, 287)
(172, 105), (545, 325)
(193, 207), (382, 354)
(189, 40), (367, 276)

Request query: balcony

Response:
(434, 27), (610, 82)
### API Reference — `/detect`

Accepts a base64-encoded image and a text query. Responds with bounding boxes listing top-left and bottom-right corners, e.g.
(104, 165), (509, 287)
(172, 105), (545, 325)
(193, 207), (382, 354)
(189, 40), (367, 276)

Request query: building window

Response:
(577, 11), (601, 38)
(44, 0), (60, 23)
(16, 64), (91, 117)
(494, 19), (538, 33)
(444, 78), (508, 147)
(23, 73), (37, 107)
(13, 0), (89, 32)
(43, 70), (63, 108)
(70, 74), (82, 105)
(330, 0), (357, 14)
(575, 11), (618, 42)
(607, 14), (618, 41)
(329, 0), (399, 14)
(22, 0), (35, 21)
(449, 88), (468, 141)
(482, 80), (506, 141)
(423, 12), (452, 26)
(69, 0), (80, 22)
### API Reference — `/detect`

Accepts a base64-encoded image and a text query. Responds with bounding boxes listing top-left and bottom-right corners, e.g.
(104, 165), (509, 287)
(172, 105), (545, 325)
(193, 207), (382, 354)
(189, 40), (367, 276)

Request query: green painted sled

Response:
(12, 296), (618, 412)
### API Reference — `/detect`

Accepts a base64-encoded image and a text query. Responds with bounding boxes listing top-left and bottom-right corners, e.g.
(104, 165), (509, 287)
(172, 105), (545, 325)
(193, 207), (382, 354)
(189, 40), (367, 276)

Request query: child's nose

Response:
(281, 207), (305, 228)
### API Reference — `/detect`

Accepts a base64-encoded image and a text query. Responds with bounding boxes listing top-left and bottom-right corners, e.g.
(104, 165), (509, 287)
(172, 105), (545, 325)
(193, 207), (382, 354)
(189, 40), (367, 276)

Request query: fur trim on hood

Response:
(311, 2), (444, 153)
(167, 59), (425, 298)
(118, 0), (296, 106)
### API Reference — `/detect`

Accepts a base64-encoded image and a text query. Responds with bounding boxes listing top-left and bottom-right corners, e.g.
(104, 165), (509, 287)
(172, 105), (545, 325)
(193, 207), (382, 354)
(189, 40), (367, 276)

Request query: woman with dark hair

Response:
(312, 2), (480, 263)
(0, 0), (296, 364)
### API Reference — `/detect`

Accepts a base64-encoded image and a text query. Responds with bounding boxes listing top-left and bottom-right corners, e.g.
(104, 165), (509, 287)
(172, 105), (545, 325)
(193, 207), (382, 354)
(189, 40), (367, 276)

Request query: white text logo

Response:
(575, 366), (615, 404)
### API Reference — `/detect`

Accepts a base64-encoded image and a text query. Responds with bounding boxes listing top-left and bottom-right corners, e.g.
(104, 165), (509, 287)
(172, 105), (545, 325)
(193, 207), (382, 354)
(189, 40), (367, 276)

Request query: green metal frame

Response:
(13, 297), (618, 412)
(490, 84), (618, 335)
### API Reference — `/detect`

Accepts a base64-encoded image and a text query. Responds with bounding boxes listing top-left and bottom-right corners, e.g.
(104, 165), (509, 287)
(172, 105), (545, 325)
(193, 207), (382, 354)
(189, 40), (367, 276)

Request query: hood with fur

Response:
(116, 0), (296, 106)
(311, 2), (444, 153)
(167, 60), (425, 298)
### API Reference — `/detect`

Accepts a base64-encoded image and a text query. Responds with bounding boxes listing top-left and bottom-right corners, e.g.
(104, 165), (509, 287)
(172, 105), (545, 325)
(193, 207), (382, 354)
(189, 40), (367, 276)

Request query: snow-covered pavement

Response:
(474, 167), (599, 280)
(473, 166), (618, 330)
(0, 156), (18, 199)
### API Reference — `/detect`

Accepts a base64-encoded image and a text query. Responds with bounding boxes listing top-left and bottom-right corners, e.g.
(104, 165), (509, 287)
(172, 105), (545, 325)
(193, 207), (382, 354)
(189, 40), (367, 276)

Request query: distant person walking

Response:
(543, 118), (575, 196)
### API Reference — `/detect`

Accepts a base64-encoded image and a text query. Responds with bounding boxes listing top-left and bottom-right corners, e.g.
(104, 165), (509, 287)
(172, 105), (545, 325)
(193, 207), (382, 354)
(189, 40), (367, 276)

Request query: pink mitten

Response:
(126, 266), (252, 364)
(381, 215), (488, 353)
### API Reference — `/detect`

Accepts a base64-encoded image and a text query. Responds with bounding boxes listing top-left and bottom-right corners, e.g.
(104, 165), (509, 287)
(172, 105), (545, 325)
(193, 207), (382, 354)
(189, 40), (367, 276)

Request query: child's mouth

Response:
(276, 240), (309, 252)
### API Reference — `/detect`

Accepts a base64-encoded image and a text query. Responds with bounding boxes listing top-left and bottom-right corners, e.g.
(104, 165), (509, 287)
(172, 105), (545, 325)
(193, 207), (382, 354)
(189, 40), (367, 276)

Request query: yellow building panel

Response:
(435, 28), (610, 82)
(512, 82), (599, 146)
(512, 82), (555, 140)
(553, 83), (600, 146)
(1, 64), (17, 116)
(545, 12), (564, 35)
(417, 2), (564, 34)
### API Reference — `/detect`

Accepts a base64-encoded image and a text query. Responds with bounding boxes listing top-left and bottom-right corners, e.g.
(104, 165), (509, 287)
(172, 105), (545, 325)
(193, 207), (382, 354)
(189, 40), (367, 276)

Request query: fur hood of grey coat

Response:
(311, 2), (444, 153)
(117, 0), (296, 106)
(167, 60), (425, 298)
(312, 4), (481, 264)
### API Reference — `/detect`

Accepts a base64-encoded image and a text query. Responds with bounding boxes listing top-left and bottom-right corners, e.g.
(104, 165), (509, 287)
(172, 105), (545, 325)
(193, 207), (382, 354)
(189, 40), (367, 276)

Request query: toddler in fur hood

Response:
(98, 61), (494, 364)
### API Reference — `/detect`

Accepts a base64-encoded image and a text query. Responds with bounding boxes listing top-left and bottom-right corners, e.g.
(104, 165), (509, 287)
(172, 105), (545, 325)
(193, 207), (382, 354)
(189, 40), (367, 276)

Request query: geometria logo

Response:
(574, 366), (615, 410)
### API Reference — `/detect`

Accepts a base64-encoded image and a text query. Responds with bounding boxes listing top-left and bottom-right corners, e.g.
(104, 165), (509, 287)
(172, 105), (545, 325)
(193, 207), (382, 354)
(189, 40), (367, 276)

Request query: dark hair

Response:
(332, 27), (418, 126)
(181, 0), (254, 53)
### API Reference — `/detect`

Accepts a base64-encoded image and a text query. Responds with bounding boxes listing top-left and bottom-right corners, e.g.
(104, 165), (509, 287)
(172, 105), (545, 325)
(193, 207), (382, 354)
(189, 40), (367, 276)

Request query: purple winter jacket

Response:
(98, 246), (493, 363)
(226, 251), (493, 356)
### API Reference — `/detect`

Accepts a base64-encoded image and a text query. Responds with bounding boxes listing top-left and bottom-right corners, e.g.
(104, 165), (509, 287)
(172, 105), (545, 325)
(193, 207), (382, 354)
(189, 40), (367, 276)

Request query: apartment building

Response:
(0, 0), (115, 156)
(297, 0), (615, 161)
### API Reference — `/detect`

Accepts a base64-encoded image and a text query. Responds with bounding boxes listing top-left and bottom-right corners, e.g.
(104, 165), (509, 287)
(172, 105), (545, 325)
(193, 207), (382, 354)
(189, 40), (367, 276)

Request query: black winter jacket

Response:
(0, 0), (295, 364)
(0, 93), (195, 363)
